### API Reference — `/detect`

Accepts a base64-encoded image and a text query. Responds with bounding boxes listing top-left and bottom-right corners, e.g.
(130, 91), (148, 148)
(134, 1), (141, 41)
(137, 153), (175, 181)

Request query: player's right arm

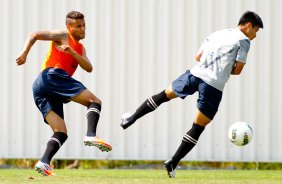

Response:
(231, 39), (249, 75)
(231, 61), (245, 75)
(16, 30), (68, 65)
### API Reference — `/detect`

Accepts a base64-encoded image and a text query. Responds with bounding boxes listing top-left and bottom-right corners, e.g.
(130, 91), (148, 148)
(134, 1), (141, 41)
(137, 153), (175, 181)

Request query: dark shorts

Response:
(32, 68), (86, 123)
(172, 70), (222, 120)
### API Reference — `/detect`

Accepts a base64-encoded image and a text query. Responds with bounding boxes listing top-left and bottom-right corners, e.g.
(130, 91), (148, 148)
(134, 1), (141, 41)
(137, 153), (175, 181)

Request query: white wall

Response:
(0, 0), (281, 162)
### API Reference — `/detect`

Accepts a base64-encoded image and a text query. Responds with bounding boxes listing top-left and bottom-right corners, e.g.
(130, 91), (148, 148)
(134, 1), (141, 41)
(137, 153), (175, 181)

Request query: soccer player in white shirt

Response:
(121, 11), (263, 178)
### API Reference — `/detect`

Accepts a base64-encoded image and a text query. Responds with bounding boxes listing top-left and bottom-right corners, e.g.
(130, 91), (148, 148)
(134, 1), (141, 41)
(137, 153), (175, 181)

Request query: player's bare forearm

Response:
(56, 45), (92, 72)
(16, 33), (37, 65)
(231, 65), (239, 75)
(231, 67), (237, 75)
(72, 51), (93, 72)
(231, 61), (245, 75)
(21, 33), (37, 55)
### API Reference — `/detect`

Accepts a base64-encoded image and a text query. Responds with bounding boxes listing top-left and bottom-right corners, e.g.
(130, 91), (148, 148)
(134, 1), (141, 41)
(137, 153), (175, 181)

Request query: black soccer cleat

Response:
(164, 159), (176, 178)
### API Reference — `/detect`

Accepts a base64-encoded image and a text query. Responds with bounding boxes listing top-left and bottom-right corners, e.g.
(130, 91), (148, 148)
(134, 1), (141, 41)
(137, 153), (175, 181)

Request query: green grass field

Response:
(1, 169), (282, 184)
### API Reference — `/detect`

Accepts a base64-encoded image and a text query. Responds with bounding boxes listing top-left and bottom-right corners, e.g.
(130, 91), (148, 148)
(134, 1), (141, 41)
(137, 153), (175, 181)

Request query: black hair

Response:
(66, 11), (84, 24)
(238, 11), (263, 28)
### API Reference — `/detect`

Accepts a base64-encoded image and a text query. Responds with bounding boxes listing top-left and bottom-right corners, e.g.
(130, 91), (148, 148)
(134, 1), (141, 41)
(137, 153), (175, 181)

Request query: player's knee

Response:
(52, 127), (67, 134)
(53, 132), (68, 146)
(60, 129), (68, 134)
(165, 87), (177, 99)
(194, 109), (212, 126)
(90, 99), (101, 106)
(96, 98), (102, 105)
(89, 96), (101, 105)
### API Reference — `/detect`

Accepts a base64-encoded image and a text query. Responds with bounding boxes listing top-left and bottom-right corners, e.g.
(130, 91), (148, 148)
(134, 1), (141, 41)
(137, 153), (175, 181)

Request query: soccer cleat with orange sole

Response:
(83, 136), (112, 152)
(35, 161), (56, 176)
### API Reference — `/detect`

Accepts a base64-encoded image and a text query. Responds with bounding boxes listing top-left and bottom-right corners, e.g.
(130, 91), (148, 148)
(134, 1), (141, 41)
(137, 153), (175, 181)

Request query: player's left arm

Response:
(58, 45), (93, 72)
(231, 61), (245, 75)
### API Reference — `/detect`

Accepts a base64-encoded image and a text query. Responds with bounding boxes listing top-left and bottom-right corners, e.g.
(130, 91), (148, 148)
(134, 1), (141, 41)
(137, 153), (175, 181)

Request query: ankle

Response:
(127, 116), (136, 123)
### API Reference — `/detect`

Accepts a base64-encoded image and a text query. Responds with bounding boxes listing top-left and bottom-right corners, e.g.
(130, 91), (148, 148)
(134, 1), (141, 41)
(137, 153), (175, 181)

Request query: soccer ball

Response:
(228, 122), (253, 146)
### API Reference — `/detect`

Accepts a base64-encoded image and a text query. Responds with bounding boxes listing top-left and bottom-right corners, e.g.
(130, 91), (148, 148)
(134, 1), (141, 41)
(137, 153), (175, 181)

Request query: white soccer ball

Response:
(228, 122), (253, 146)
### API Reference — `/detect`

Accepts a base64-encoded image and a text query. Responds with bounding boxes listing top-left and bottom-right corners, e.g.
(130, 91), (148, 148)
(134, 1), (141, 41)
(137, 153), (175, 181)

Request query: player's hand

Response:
(57, 44), (75, 55)
(16, 53), (27, 66)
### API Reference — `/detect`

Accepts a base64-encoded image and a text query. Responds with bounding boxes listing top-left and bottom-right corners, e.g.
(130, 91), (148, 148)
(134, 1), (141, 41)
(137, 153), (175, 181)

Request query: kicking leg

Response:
(71, 89), (112, 152)
(35, 111), (68, 176)
(164, 109), (211, 178)
(71, 89), (101, 107)
(121, 86), (177, 129)
(71, 89), (101, 137)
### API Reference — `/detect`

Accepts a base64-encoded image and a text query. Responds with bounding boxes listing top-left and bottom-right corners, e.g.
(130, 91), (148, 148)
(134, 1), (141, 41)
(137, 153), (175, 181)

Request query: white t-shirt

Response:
(190, 28), (250, 91)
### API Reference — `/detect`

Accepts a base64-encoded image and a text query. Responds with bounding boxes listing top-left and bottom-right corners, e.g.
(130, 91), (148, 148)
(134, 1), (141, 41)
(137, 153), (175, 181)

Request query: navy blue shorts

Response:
(32, 68), (86, 123)
(172, 70), (222, 120)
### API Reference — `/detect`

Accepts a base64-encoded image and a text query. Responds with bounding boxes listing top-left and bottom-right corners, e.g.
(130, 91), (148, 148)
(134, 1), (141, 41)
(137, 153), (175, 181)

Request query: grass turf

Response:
(0, 169), (282, 184)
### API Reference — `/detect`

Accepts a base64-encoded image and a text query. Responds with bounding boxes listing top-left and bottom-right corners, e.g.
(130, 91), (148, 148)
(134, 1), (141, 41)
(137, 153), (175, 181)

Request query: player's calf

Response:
(120, 90), (170, 129)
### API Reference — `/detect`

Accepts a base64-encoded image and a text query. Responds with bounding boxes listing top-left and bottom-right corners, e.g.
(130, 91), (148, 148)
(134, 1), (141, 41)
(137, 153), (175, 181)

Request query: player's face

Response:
(245, 23), (260, 40)
(67, 19), (86, 40)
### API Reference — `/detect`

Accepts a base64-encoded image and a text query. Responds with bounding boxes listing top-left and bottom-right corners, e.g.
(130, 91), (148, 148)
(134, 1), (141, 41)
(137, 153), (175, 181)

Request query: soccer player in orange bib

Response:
(16, 11), (112, 176)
